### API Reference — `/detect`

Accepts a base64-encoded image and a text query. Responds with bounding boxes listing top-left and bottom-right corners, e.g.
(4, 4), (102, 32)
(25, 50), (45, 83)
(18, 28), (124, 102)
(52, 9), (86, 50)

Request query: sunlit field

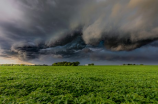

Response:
(1, 66), (158, 103)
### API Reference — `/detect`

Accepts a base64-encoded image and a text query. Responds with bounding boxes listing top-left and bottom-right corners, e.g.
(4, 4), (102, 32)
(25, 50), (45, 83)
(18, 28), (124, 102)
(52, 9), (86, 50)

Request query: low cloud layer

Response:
(0, 0), (158, 64)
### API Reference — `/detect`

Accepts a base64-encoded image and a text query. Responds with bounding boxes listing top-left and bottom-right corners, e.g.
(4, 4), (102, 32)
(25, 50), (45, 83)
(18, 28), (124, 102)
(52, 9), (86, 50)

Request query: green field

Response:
(0, 66), (158, 104)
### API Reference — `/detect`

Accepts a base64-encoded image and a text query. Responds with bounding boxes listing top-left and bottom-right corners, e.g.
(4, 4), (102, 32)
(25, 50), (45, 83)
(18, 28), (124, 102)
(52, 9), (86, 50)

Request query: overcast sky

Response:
(0, 0), (158, 65)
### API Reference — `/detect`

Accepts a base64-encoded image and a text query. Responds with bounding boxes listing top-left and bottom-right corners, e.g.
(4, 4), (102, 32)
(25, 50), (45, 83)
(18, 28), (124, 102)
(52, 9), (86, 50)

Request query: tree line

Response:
(85, 63), (94, 66)
(0, 62), (80, 66)
(0, 64), (26, 66)
(123, 64), (144, 65)
(0, 64), (48, 66)
(52, 61), (80, 66)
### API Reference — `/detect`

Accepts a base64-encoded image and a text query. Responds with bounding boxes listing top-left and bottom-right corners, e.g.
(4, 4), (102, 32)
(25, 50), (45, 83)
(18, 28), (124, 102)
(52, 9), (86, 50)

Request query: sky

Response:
(0, 0), (158, 65)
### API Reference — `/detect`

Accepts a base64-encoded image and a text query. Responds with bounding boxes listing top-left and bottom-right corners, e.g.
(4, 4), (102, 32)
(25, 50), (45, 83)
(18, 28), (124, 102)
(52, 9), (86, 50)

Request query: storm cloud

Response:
(0, 0), (158, 64)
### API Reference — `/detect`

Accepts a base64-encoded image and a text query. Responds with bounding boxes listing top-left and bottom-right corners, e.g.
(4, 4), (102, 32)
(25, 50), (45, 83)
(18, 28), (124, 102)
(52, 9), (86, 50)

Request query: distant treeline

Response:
(0, 63), (81, 66)
(0, 64), (48, 66)
(123, 64), (144, 65)
(0, 64), (30, 66)
(52, 61), (80, 66)
(85, 63), (94, 66)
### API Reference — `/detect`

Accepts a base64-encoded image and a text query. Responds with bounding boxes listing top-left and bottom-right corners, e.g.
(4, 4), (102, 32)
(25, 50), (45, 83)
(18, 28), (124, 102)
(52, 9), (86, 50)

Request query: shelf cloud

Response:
(0, 0), (158, 64)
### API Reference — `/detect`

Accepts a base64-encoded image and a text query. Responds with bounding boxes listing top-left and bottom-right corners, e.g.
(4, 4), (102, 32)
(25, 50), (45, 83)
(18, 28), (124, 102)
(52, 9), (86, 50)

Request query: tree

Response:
(91, 63), (94, 66)
(64, 63), (68, 66)
(52, 63), (58, 66)
(71, 63), (75, 66)
(68, 62), (71, 66)
(73, 61), (80, 66)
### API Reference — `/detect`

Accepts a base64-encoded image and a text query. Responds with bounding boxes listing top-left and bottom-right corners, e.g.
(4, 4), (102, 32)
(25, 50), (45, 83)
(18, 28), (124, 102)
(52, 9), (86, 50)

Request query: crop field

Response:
(0, 66), (158, 104)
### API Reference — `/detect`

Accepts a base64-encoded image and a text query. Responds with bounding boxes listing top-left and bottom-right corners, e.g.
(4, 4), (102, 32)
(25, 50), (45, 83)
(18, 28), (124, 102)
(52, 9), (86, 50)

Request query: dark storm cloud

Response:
(0, 0), (158, 63)
(80, 0), (158, 51)
(0, 0), (88, 60)
(40, 36), (86, 57)
(9, 36), (86, 60)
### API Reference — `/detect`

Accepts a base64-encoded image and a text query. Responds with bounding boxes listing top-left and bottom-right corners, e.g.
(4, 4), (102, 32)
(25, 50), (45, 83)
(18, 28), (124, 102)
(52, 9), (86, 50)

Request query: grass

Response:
(0, 65), (158, 104)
